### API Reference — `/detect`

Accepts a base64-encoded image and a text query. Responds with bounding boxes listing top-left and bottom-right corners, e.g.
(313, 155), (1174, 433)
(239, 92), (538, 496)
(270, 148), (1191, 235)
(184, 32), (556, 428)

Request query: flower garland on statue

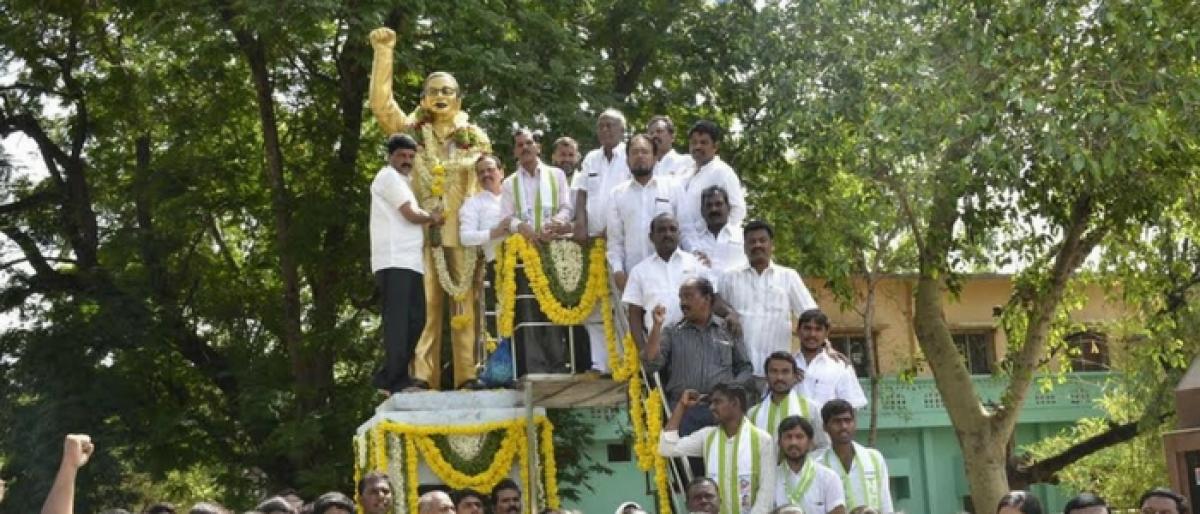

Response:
(368, 417), (559, 513)
(496, 237), (610, 335)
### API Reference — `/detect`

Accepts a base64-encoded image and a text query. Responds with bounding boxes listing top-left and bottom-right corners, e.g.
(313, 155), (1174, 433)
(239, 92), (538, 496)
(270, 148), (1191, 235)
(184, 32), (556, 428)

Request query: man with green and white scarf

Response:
(747, 351), (830, 451)
(660, 383), (776, 514)
(774, 416), (847, 513)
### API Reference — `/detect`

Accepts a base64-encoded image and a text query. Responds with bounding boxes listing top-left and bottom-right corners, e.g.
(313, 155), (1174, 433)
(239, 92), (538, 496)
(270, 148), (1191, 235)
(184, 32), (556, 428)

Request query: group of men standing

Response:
(364, 31), (893, 511)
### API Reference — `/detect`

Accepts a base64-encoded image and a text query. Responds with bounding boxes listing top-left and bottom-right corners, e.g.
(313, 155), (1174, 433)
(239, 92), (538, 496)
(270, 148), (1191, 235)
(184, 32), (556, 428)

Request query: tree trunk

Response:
(864, 270), (881, 445)
(960, 427), (1010, 513)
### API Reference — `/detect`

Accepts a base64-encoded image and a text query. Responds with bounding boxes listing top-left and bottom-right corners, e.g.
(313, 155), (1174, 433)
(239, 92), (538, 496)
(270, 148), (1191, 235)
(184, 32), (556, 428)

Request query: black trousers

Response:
(373, 268), (425, 392)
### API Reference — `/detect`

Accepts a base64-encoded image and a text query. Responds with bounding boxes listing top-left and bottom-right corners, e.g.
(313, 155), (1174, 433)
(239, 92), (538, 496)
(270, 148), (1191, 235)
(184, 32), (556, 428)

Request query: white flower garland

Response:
(547, 240), (584, 292)
(432, 246), (479, 300)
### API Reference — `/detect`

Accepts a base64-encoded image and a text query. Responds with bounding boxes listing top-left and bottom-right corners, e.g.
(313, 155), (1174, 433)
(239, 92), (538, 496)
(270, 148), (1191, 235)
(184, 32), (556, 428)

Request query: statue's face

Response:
(420, 74), (461, 119)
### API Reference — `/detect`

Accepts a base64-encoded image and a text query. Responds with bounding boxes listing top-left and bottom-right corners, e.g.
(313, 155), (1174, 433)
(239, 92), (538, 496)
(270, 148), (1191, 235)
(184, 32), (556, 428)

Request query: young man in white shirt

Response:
(774, 416), (846, 514)
(499, 129), (574, 374)
(659, 383), (776, 514)
(677, 120), (746, 247)
(794, 310), (868, 409)
(370, 134), (443, 394)
(747, 352), (829, 451)
(719, 220), (818, 378)
(574, 109), (632, 374)
(607, 134), (679, 290)
(812, 400), (893, 514)
(647, 115), (692, 178)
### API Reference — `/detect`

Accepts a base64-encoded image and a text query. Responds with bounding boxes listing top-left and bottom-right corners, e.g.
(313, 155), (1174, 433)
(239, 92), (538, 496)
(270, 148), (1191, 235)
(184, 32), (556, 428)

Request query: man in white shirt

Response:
(678, 120), (746, 246)
(812, 400), (893, 513)
(747, 352), (829, 451)
(370, 134), (443, 394)
(719, 220), (818, 377)
(458, 155), (511, 387)
(793, 310), (868, 408)
(659, 383), (776, 514)
(686, 185), (749, 278)
(500, 129), (574, 374)
(647, 115), (692, 178)
(607, 134), (679, 290)
(573, 109), (632, 373)
(621, 213), (706, 348)
(773, 416), (846, 514)
(500, 129), (573, 237)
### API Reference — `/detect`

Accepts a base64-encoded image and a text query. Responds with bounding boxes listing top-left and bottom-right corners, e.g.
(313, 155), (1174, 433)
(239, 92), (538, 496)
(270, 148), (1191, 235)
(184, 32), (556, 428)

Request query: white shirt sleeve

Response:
(500, 177), (517, 221)
(837, 366), (869, 409)
(876, 451), (894, 513)
(372, 170), (413, 210)
(621, 264), (646, 307)
(458, 197), (489, 247)
(821, 468), (847, 513)
(751, 435), (777, 514)
(787, 269), (819, 314)
(658, 428), (709, 458)
(607, 192), (627, 273)
(723, 168), (747, 229)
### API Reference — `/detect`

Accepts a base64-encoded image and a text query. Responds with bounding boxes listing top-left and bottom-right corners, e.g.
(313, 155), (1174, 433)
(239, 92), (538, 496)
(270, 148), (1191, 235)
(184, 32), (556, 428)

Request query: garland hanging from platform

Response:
(365, 416), (559, 514)
(496, 237), (611, 335)
(609, 332), (671, 514)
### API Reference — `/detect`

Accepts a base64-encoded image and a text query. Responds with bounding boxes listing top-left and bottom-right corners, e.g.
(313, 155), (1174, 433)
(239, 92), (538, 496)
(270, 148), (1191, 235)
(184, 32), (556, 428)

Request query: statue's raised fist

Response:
(369, 28), (396, 49)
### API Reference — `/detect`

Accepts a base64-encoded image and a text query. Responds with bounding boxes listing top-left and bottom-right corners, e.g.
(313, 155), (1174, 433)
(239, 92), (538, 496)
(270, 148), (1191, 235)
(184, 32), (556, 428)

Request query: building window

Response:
(951, 331), (994, 375)
(828, 333), (873, 378)
(1066, 331), (1109, 372)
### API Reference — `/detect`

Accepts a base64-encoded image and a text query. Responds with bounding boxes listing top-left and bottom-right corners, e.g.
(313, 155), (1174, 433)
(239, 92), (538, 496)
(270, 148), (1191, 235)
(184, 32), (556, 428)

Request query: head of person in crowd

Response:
(997, 490), (1044, 514)
(627, 133), (657, 180)
(1063, 492), (1110, 514)
(701, 185), (731, 232)
(765, 351), (800, 398)
(849, 508), (880, 514)
(311, 492), (355, 514)
(491, 478), (522, 514)
(513, 128), (542, 171)
(386, 133), (418, 175)
(552, 137), (580, 173)
(615, 500), (644, 514)
(777, 415), (817, 463)
(145, 502), (178, 514)
(821, 399), (857, 447)
(685, 477), (720, 514)
(796, 309), (831, 356)
(188, 502), (226, 514)
(771, 506), (806, 514)
(646, 115), (676, 157)
(453, 489), (486, 514)
(744, 219), (775, 270)
(255, 496), (297, 514)
(679, 276), (716, 325)
(420, 71), (462, 122)
(710, 381), (749, 425)
(417, 490), (455, 514)
(356, 471), (393, 514)
(649, 212), (681, 260)
(474, 154), (504, 194)
(688, 120), (722, 166)
(597, 108), (627, 150)
(1138, 488), (1188, 514)
(275, 489), (304, 511)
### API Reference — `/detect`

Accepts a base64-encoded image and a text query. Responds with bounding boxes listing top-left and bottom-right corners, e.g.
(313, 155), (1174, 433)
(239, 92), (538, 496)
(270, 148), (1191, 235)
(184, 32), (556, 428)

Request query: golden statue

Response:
(369, 27), (492, 390)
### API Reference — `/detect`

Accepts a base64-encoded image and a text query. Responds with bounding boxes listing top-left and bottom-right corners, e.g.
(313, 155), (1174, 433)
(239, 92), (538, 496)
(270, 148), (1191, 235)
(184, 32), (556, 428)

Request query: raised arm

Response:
(40, 434), (94, 514)
(368, 28), (411, 135)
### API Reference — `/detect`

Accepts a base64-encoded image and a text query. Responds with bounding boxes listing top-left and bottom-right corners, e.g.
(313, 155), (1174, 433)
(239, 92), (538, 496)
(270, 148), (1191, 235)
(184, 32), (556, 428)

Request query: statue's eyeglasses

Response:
(424, 86), (458, 97)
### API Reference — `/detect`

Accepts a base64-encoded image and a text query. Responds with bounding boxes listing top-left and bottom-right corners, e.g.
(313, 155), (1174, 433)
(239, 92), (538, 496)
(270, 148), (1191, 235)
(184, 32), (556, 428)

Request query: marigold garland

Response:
(496, 236), (610, 334)
(646, 390), (671, 513)
(609, 333), (640, 382)
(518, 429), (531, 511)
(411, 425), (523, 490)
(450, 312), (473, 330)
(405, 436), (420, 514)
(365, 416), (559, 512)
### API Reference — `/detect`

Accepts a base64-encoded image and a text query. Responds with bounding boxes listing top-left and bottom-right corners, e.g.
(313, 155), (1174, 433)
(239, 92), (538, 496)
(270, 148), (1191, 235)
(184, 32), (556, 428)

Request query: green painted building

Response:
(564, 373), (1108, 514)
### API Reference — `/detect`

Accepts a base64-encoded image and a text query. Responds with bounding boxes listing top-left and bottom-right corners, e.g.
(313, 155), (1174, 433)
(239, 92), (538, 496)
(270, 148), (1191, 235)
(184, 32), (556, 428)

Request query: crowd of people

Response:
(32, 432), (1195, 514)
(364, 65), (1194, 514)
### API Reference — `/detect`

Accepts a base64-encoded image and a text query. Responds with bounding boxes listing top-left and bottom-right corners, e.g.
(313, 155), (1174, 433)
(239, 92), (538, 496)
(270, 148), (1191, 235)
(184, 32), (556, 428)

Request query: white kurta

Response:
(773, 459), (846, 514)
(676, 156), (746, 247)
(811, 443), (894, 513)
(573, 143), (631, 236)
(720, 263), (818, 376)
(458, 190), (502, 261)
(793, 349), (868, 408)
(605, 176), (680, 273)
